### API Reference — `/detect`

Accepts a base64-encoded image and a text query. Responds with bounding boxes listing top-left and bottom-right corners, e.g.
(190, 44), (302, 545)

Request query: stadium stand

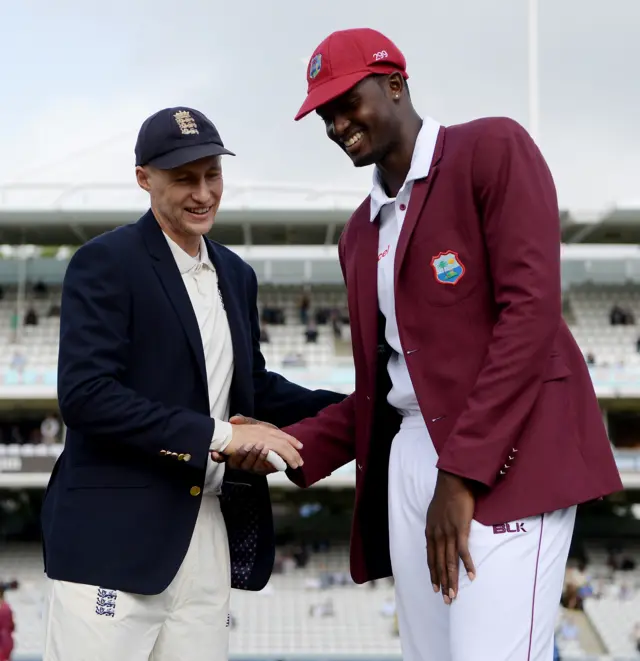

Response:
(0, 543), (403, 658)
(0, 284), (60, 376)
(0, 545), (45, 658)
(3, 539), (640, 660)
(578, 544), (640, 659)
(5, 279), (640, 375)
(1, 254), (640, 660)
(568, 284), (640, 367)
(259, 285), (348, 369)
(6, 280), (640, 375)
(584, 595), (640, 658)
(229, 548), (400, 656)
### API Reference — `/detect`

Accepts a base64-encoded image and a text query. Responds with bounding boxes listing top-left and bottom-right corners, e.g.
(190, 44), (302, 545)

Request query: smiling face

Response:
(136, 155), (223, 255)
(316, 74), (405, 168)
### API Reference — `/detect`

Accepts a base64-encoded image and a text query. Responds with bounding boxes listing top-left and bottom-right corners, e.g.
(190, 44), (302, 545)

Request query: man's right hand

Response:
(221, 417), (303, 469)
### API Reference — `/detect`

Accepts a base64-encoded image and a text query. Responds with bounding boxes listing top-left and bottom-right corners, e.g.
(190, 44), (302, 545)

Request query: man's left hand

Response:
(425, 470), (477, 604)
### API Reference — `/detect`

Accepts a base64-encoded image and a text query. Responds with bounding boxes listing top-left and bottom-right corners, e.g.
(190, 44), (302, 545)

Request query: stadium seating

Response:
(567, 284), (640, 366)
(229, 548), (400, 656)
(3, 542), (640, 659)
(0, 544), (47, 658)
(0, 544), (401, 658)
(0, 284), (352, 373)
(576, 544), (640, 659)
(584, 596), (640, 659)
(2, 282), (640, 660)
(260, 323), (336, 368)
(3, 282), (640, 374)
(0, 290), (60, 373)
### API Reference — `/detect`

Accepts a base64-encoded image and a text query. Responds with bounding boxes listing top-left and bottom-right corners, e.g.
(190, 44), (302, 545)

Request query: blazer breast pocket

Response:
(419, 249), (479, 308)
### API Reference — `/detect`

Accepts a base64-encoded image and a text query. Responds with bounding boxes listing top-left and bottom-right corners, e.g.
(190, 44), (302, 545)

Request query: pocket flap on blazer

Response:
(542, 354), (572, 382)
(67, 465), (149, 489)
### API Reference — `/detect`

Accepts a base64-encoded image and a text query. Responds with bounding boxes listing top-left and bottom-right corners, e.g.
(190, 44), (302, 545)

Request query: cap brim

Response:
(147, 143), (235, 169)
(294, 71), (371, 121)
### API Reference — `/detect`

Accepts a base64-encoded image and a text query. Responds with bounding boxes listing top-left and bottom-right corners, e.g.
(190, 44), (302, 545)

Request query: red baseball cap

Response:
(295, 28), (408, 121)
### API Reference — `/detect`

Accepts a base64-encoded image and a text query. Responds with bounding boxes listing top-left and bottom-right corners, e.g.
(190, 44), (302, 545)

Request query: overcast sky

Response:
(1, 0), (638, 211)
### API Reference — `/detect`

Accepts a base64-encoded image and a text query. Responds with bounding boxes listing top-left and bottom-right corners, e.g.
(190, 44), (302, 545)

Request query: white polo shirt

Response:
(369, 117), (441, 417)
(164, 233), (234, 495)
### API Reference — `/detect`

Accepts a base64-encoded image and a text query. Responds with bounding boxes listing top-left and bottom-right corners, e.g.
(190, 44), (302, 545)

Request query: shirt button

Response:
(399, 203), (407, 211)
(190, 486), (201, 497)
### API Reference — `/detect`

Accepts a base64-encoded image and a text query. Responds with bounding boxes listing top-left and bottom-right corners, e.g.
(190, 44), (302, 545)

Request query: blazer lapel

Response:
(394, 126), (445, 284)
(138, 211), (209, 396)
(351, 205), (380, 387)
(206, 241), (249, 413)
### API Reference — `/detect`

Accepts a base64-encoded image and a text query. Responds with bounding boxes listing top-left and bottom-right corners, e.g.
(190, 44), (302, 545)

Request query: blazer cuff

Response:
(210, 419), (233, 453)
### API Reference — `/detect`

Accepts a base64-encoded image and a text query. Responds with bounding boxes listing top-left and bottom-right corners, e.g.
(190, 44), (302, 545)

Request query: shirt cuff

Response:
(210, 419), (233, 453)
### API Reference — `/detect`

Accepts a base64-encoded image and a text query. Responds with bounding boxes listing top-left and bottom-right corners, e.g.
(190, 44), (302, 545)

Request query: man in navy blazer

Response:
(40, 106), (345, 661)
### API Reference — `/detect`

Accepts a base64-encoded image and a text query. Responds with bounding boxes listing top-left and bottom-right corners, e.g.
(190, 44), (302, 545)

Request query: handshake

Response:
(210, 415), (303, 475)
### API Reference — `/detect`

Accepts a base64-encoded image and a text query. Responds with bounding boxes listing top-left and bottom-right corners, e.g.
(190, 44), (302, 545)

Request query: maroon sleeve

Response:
(436, 118), (562, 488)
(284, 393), (356, 487)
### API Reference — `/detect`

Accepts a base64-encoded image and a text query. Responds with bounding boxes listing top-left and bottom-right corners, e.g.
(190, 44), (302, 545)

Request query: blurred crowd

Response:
(560, 548), (639, 655)
(0, 414), (61, 445)
(562, 550), (637, 611)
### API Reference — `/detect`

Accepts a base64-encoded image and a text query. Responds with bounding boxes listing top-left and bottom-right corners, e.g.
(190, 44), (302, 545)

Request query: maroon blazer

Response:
(285, 117), (622, 584)
(0, 601), (14, 660)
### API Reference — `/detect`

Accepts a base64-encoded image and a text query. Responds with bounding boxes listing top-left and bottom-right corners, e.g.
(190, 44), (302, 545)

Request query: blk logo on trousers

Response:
(493, 522), (526, 534)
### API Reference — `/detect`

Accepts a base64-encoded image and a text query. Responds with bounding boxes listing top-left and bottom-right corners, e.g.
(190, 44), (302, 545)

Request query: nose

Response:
(192, 178), (210, 203)
(328, 113), (350, 141)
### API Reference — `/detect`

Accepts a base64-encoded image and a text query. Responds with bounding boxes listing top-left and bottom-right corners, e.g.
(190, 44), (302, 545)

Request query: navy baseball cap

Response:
(135, 107), (235, 169)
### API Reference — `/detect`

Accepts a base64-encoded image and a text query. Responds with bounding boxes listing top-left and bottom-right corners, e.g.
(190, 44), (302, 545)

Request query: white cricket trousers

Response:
(388, 415), (576, 661)
(43, 494), (231, 661)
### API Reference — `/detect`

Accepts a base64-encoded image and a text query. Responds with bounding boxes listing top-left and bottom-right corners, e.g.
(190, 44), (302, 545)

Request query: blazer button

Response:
(160, 450), (167, 455)
(190, 486), (201, 497)
(181, 454), (191, 462)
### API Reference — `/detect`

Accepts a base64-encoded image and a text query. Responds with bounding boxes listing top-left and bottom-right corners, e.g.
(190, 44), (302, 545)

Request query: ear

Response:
(387, 72), (406, 99)
(135, 166), (151, 193)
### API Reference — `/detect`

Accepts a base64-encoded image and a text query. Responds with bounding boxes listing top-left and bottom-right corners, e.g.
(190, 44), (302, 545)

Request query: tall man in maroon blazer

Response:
(226, 27), (622, 661)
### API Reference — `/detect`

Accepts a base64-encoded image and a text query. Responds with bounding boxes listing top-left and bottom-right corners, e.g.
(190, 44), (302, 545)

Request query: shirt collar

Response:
(369, 116), (441, 222)
(163, 232), (214, 275)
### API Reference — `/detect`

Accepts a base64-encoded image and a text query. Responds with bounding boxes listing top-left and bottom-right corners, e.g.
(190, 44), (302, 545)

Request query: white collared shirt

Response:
(164, 232), (234, 495)
(370, 117), (441, 416)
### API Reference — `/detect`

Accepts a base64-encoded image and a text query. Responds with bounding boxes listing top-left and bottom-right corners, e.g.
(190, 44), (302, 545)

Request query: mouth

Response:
(185, 206), (212, 218)
(342, 130), (365, 153)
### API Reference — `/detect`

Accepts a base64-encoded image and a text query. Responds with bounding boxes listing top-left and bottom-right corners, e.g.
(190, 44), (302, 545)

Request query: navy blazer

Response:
(41, 210), (345, 595)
